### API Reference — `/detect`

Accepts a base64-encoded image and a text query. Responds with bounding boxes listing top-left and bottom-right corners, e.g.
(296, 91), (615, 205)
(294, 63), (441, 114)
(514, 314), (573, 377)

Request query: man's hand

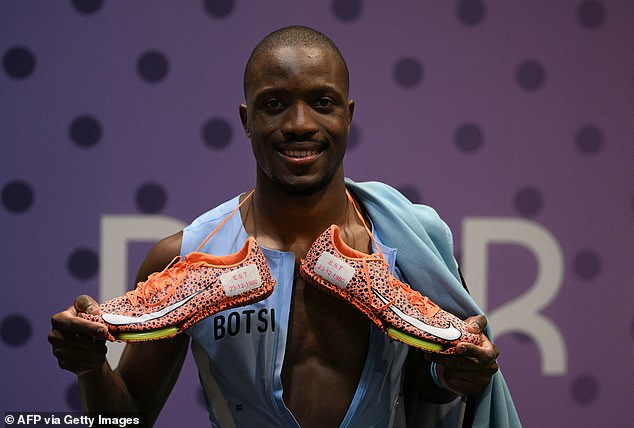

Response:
(48, 295), (110, 376)
(428, 315), (499, 397)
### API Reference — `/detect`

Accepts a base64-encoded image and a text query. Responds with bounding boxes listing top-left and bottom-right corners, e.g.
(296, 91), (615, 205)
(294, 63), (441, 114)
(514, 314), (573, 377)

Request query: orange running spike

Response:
(80, 237), (276, 342)
(300, 223), (481, 354)
(80, 190), (276, 342)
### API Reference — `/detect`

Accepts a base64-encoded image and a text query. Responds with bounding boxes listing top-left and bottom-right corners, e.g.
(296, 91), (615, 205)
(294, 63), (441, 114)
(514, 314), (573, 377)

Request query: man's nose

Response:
(281, 102), (318, 140)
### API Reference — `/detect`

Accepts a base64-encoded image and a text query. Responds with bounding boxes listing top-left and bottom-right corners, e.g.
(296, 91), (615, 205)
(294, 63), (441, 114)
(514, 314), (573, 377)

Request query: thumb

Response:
(464, 314), (487, 334)
(74, 294), (100, 315)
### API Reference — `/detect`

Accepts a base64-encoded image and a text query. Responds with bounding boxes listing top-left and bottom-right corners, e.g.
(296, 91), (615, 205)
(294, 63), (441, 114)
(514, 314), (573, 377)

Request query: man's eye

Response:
(264, 99), (284, 110)
(314, 98), (334, 110)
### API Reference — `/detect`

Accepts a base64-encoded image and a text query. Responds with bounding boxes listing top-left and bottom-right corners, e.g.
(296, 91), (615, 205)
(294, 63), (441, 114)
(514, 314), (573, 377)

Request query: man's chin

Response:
(272, 175), (332, 197)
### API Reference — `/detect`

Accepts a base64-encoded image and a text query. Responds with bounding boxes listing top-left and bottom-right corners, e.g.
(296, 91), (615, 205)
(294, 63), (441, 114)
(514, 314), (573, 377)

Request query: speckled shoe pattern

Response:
(80, 237), (275, 342)
(300, 225), (481, 354)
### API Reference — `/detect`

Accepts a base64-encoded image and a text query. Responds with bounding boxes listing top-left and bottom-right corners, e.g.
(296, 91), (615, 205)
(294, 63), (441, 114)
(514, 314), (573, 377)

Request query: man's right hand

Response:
(48, 295), (110, 376)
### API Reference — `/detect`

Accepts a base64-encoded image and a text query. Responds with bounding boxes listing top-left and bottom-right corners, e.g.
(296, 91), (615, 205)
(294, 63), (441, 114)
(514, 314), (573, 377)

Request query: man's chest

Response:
(285, 274), (370, 362)
(280, 274), (371, 427)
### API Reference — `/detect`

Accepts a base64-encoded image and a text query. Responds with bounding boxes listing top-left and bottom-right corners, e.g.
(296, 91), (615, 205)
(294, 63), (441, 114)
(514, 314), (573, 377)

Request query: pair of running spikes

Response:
(81, 192), (482, 354)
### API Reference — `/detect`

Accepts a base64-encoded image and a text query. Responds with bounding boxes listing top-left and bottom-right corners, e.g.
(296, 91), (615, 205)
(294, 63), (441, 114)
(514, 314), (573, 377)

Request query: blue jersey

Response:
(182, 194), (409, 428)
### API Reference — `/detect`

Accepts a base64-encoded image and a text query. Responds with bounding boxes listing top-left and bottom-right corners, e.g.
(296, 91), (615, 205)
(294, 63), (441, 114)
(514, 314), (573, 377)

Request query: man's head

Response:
(240, 26), (354, 196)
(243, 26), (349, 100)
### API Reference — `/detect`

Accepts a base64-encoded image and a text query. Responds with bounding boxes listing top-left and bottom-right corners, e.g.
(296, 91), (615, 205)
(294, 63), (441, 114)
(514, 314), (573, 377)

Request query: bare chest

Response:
(285, 274), (369, 364)
(280, 272), (370, 427)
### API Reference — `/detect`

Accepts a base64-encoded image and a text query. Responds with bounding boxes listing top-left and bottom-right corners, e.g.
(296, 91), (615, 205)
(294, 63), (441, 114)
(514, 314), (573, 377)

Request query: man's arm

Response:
(49, 232), (190, 425)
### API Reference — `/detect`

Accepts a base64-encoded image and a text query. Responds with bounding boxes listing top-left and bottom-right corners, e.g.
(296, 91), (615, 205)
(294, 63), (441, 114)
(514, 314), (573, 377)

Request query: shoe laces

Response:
(390, 275), (439, 317)
(361, 255), (439, 318)
(346, 189), (440, 318)
(124, 190), (256, 309)
(126, 256), (187, 307)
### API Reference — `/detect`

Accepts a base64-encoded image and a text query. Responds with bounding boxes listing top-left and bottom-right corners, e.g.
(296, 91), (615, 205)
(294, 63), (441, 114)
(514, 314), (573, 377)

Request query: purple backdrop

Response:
(2, 1), (633, 427)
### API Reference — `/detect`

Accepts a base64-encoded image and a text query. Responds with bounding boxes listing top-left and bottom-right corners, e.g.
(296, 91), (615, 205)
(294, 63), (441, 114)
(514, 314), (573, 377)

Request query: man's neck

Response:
(241, 173), (352, 253)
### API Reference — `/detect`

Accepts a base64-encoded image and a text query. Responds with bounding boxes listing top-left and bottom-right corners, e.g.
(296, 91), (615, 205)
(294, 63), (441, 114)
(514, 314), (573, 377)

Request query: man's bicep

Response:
(114, 230), (189, 423)
(135, 231), (184, 283)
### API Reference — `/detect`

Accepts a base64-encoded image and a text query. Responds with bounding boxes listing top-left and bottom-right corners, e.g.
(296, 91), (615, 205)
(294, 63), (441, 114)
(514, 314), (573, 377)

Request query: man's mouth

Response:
(280, 148), (320, 158)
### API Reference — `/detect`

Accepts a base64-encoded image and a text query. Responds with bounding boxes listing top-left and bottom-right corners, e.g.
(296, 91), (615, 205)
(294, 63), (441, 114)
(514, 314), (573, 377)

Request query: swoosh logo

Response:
(102, 289), (204, 326)
(373, 288), (462, 341)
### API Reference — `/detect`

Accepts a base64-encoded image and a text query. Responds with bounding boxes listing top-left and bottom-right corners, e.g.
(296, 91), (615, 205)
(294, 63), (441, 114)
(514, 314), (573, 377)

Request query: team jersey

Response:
(182, 194), (409, 428)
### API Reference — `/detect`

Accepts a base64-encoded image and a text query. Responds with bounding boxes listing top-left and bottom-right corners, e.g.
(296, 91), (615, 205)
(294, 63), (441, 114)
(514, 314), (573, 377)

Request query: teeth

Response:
(283, 149), (319, 158)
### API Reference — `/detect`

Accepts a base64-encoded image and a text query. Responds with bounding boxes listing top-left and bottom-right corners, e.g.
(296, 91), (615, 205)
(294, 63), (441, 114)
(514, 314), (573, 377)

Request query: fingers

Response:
(49, 296), (110, 375)
(74, 294), (100, 315)
(50, 338), (108, 375)
(48, 328), (107, 356)
(50, 308), (107, 340)
(457, 332), (499, 369)
(426, 328), (500, 396)
(431, 351), (498, 397)
(48, 324), (108, 375)
(437, 362), (494, 397)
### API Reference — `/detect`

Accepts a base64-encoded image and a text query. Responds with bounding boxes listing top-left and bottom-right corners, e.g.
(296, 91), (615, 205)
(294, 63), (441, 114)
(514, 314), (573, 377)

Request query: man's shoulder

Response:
(346, 178), (452, 249)
(346, 179), (445, 225)
(184, 193), (242, 232)
(180, 192), (247, 255)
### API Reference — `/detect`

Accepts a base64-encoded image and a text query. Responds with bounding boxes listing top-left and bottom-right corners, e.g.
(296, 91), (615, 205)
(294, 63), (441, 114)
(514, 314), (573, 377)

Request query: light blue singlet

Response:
(182, 194), (409, 428)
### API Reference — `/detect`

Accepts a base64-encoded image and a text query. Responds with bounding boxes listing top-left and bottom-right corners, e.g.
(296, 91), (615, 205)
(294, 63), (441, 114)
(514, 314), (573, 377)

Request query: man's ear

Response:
(347, 99), (355, 131)
(239, 103), (250, 138)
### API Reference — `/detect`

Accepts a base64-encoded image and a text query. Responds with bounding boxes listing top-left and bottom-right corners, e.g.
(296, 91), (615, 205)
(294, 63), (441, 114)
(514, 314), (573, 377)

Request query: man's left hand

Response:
(427, 314), (499, 397)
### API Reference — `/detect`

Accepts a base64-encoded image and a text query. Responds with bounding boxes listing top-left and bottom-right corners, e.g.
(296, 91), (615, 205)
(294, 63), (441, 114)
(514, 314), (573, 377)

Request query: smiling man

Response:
(49, 26), (520, 427)
(240, 32), (353, 197)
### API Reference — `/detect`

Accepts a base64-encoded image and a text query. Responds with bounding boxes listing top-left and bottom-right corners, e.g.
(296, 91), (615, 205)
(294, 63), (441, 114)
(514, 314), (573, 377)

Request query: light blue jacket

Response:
(346, 178), (521, 428)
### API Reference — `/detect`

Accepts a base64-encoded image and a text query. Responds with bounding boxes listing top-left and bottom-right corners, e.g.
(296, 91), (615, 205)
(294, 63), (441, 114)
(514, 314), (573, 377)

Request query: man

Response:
(49, 26), (519, 427)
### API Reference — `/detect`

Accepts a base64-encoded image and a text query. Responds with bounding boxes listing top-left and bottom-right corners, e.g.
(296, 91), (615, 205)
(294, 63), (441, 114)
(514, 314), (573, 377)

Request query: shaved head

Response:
(243, 26), (349, 99)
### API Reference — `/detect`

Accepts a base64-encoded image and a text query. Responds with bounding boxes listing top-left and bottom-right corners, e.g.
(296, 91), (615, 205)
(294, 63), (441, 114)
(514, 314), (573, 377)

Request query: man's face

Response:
(240, 45), (354, 196)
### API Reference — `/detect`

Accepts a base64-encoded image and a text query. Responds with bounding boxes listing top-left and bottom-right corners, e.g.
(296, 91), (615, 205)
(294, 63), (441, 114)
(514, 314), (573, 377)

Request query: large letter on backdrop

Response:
(462, 218), (567, 375)
(99, 215), (186, 365)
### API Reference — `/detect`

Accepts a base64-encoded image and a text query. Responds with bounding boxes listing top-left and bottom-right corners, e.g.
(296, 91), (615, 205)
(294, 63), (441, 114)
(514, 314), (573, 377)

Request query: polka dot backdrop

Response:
(1, 1), (633, 427)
